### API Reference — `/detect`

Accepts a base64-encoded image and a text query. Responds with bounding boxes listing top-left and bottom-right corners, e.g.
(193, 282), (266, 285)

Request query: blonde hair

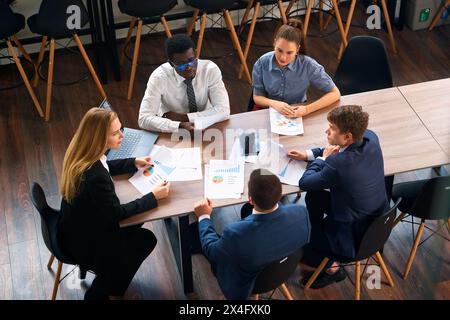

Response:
(60, 107), (118, 203)
(274, 19), (307, 55)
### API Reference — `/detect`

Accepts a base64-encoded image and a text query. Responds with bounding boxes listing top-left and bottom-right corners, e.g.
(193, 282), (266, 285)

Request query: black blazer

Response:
(58, 158), (157, 267)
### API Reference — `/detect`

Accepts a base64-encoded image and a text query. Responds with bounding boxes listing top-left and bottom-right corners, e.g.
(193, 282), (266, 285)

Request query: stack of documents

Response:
(194, 111), (228, 130)
(270, 107), (304, 136)
(205, 160), (245, 199)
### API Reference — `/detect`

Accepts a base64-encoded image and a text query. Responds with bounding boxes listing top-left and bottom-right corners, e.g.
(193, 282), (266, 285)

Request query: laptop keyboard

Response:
(108, 130), (142, 160)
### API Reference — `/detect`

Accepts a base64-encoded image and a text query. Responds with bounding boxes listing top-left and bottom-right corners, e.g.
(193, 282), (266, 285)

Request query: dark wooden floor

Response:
(0, 3), (449, 300)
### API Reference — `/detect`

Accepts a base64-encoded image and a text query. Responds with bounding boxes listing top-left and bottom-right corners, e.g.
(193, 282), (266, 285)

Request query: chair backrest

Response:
(409, 176), (450, 220)
(118, 0), (178, 18)
(252, 247), (303, 295)
(334, 36), (393, 95)
(30, 183), (74, 264)
(355, 198), (400, 261)
(184, 0), (239, 12)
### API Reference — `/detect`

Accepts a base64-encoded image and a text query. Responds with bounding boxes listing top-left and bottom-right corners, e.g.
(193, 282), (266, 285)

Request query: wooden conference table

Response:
(115, 83), (450, 294)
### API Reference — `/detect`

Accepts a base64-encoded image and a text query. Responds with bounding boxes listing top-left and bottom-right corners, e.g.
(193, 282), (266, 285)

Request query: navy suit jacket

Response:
(299, 130), (389, 258)
(198, 204), (311, 300)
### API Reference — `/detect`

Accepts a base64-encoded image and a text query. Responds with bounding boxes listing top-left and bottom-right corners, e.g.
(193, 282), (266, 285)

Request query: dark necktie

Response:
(184, 78), (197, 113)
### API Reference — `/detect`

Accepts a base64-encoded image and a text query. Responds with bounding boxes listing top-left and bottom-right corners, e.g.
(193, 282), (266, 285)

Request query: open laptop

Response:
(99, 98), (159, 160)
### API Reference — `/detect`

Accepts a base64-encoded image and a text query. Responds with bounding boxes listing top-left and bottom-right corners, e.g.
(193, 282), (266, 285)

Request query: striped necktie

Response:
(184, 78), (197, 113)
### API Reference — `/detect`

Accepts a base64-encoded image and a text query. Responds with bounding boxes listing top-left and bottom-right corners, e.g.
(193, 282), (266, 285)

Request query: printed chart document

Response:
(270, 107), (304, 136)
(129, 146), (176, 194)
(205, 160), (244, 199)
(150, 145), (202, 181)
(255, 140), (306, 186)
(194, 111), (228, 130)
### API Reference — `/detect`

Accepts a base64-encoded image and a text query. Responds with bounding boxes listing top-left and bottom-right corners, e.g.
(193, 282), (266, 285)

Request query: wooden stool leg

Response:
(331, 0), (348, 48)
(120, 17), (136, 66)
(161, 16), (172, 38)
(12, 35), (33, 64)
(304, 257), (329, 289)
(403, 220), (425, 279)
(51, 261), (63, 300)
(33, 36), (48, 87)
(73, 33), (107, 100)
(319, 0), (324, 31)
(126, 19), (142, 100)
(47, 254), (55, 269)
(285, 0), (297, 16)
(375, 251), (394, 287)
(223, 10), (252, 85)
(355, 261), (361, 300)
(239, 0), (254, 34)
(393, 212), (407, 227)
(428, 0), (450, 31)
(187, 9), (200, 36)
(278, 0), (288, 24)
(380, 0), (397, 53)
(239, 2), (260, 79)
(303, 0), (314, 38)
(337, 0), (356, 59)
(6, 39), (44, 118)
(279, 283), (294, 300)
(44, 39), (55, 121)
(196, 13), (207, 58)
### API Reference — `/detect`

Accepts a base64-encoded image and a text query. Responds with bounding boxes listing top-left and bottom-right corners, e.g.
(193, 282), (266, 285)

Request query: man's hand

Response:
(287, 149), (307, 161)
(135, 156), (152, 169)
(163, 111), (189, 122)
(323, 145), (340, 159)
(194, 198), (213, 218)
(271, 101), (296, 117)
(179, 121), (195, 132)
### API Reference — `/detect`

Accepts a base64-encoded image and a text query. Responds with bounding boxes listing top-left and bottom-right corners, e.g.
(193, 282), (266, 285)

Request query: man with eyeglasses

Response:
(138, 34), (230, 133)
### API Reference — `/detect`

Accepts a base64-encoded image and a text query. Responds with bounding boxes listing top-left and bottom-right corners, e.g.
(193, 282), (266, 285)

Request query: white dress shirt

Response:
(100, 154), (110, 172)
(306, 145), (348, 161)
(138, 59), (230, 133)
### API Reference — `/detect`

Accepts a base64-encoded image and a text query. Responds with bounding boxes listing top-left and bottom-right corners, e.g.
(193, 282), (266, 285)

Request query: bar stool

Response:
(118, 0), (178, 100)
(0, 1), (44, 118)
(27, 0), (107, 121)
(185, 0), (252, 84)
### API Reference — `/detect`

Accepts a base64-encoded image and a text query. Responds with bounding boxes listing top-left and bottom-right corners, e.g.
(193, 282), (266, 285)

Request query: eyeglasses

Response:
(170, 58), (198, 71)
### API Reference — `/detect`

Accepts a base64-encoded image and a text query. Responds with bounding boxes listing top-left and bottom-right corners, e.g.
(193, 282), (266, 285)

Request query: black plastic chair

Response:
(0, 1), (44, 118)
(30, 182), (85, 300)
(118, 0), (178, 100)
(334, 36), (393, 96)
(27, 0), (106, 121)
(304, 199), (401, 300)
(184, 0), (252, 84)
(252, 247), (303, 300)
(392, 176), (450, 279)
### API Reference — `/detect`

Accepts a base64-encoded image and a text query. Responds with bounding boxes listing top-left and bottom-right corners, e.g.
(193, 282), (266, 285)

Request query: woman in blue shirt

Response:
(252, 20), (341, 117)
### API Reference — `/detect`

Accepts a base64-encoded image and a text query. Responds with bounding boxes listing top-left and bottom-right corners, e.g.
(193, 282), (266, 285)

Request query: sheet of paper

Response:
(129, 165), (169, 195)
(150, 145), (203, 181)
(270, 107), (304, 136)
(205, 160), (244, 199)
(194, 111), (228, 130)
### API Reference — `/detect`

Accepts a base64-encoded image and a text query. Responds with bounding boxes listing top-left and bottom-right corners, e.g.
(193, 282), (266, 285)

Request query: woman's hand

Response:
(135, 156), (153, 169)
(292, 105), (308, 117)
(287, 149), (307, 161)
(152, 181), (170, 200)
(271, 101), (296, 117)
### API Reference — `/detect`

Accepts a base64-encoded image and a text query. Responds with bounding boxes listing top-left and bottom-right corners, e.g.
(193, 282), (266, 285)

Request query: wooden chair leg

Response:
(126, 19), (143, 100)
(187, 9), (200, 36)
(239, 0), (254, 34)
(379, 0), (397, 53)
(337, 0), (356, 59)
(196, 13), (207, 58)
(33, 36), (48, 87)
(11, 35), (33, 64)
(393, 212), (407, 227)
(428, 0), (450, 31)
(223, 10), (252, 84)
(44, 39), (55, 122)
(120, 16), (136, 66)
(279, 283), (294, 300)
(375, 251), (394, 287)
(304, 257), (329, 289)
(303, 0), (314, 38)
(239, 2), (260, 79)
(161, 16), (172, 38)
(73, 33), (107, 100)
(319, 0), (324, 31)
(6, 39), (45, 118)
(331, 0), (347, 48)
(51, 261), (63, 300)
(355, 261), (361, 300)
(278, 0), (288, 24)
(284, 0), (297, 16)
(403, 220), (425, 279)
(47, 254), (55, 269)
